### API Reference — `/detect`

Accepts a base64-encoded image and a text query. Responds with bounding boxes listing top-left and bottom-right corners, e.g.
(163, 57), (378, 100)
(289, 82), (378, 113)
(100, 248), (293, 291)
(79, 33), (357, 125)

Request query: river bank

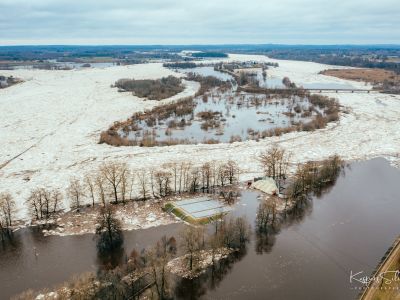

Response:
(2, 158), (400, 299)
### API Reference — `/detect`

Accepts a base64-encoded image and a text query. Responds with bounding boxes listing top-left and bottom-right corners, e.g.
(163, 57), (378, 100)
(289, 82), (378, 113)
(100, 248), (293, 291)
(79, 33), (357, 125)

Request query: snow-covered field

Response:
(1, 54), (400, 219)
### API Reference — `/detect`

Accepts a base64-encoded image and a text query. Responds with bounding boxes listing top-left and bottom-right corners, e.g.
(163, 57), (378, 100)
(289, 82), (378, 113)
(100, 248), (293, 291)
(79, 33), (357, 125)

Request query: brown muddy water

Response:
(1, 158), (400, 299)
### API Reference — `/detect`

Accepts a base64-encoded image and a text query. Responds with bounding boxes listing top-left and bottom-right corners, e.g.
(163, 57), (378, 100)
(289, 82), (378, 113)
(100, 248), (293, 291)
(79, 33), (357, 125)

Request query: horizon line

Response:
(1, 43), (400, 48)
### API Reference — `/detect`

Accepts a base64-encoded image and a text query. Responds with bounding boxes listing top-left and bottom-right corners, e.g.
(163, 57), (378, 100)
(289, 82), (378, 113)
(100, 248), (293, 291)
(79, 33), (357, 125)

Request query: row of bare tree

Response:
(23, 160), (240, 221)
(5, 145), (288, 224)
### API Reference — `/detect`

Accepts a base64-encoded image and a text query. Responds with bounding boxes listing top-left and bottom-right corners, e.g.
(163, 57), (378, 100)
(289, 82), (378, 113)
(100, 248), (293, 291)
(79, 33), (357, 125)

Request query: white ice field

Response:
(2, 53), (400, 220)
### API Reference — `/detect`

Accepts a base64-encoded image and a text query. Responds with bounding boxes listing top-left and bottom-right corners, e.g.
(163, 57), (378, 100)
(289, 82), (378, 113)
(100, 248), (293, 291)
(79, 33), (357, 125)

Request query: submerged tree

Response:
(218, 216), (251, 249)
(287, 155), (343, 204)
(96, 205), (123, 253)
(180, 226), (205, 271)
(145, 236), (177, 300)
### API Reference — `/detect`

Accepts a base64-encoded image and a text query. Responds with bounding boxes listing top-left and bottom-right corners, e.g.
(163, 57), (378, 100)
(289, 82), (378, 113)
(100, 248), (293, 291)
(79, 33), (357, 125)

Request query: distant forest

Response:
(0, 44), (399, 73)
(191, 52), (228, 58)
(255, 46), (400, 74)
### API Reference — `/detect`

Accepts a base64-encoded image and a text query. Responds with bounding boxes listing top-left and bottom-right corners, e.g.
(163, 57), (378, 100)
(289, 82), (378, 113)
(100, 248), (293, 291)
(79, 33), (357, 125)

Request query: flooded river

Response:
(1, 158), (400, 299)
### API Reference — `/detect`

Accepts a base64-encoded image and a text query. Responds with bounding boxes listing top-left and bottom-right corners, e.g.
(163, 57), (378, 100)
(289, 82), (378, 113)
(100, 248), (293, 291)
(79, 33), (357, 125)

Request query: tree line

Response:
(17, 160), (240, 222)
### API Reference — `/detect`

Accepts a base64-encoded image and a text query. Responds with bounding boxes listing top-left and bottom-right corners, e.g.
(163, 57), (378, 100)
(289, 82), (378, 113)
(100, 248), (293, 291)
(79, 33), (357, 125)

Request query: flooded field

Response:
(208, 66), (356, 90)
(119, 90), (327, 144)
(1, 158), (400, 299)
(250, 68), (357, 90)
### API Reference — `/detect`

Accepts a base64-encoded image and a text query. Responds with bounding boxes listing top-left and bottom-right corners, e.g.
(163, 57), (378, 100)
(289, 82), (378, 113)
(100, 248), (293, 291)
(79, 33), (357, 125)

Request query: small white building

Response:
(252, 177), (278, 195)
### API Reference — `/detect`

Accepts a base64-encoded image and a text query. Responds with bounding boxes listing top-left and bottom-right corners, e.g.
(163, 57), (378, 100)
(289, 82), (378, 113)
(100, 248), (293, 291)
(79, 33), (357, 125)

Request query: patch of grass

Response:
(320, 68), (400, 93)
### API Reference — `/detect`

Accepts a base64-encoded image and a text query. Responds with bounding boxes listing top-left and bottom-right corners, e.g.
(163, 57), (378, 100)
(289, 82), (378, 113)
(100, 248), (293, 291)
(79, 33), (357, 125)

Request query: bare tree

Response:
(235, 216), (251, 246)
(96, 205), (123, 253)
(182, 162), (192, 193)
(256, 201), (271, 231)
(207, 230), (223, 266)
(180, 226), (205, 270)
(67, 178), (84, 209)
(100, 162), (128, 204)
(128, 170), (135, 201)
(218, 163), (228, 187)
(26, 188), (44, 220)
(145, 236), (176, 299)
(189, 167), (200, 193)
(259, 144), (291, 189)
(0, 192), (15, 228)
(41, 188), (52, 219)
(137, 170), (149, 200)
(51, 188), (63, 213)
(178, 162), (184, 193)
(225, 160), (239, 185)
(84, 174), (96, 207)
(120, 166), (130, 204)
(201, 162), (212, 193)
(149, 168), (157, 198)
(154, 170), (171, 197)
(166, 162), (178, 193)
(95, 174), (106, 207)
(219, 216), (250, 249)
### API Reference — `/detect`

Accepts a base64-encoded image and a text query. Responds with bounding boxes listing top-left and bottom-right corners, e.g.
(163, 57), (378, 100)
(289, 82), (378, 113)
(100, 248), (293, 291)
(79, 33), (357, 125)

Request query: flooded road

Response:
(1, 158), (400, 299)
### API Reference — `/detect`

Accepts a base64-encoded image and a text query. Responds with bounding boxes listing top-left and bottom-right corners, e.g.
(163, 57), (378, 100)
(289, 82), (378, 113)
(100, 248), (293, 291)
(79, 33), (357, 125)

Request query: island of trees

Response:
(114, 76), (184, 100)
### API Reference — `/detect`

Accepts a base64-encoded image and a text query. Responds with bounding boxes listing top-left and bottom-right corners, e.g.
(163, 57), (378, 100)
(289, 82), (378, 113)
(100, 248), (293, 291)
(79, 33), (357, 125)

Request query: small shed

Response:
(253, 177), (278, 195)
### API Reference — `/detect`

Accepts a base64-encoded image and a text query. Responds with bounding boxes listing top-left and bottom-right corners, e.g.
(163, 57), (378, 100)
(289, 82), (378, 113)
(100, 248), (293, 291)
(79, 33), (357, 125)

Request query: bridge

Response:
(238, 86), (379, 94)
(302, 88), (376, 93)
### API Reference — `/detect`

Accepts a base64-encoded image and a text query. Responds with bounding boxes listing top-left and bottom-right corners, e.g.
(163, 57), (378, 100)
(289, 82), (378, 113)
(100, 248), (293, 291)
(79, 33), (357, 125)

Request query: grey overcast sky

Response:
(0, 0), (399, 45)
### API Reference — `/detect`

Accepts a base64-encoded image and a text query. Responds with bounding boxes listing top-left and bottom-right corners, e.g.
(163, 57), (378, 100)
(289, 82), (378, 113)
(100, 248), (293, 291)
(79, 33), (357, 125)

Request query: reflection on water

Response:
(221, 67), (356, 90)
(1, 158), (400, 299)
(173, 249), (248, 300)
(0, 223), (184, 299)
(198, 158), (400, 300)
